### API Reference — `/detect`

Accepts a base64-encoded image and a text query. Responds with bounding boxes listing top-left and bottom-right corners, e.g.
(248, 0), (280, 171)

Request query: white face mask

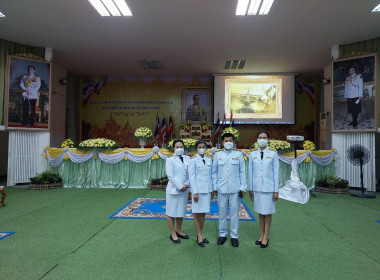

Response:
(224, 142), (234, 150)
(175, 148), (184, 156)
(257, 139), (268, 147)
(198, 148), (206, 155)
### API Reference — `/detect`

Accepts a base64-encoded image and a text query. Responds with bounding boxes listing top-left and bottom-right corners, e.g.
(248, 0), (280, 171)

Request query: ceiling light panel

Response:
(247, 0), (262, 15)
(371, 4), (380, 12)
(89, 0), (110, 16)
(259, 0), (274, 15)
(0, 11), (5, 17)
(236, 0), (250, 15)
(102, 0), (121, 16)
(114, 0), (133, 16)
(89, 0), (132, 16)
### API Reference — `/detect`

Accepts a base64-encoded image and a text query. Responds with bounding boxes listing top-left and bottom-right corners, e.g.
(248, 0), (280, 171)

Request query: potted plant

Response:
(316, 176), (349, 194)
(148, 176), (169, 190)
(61, 138), (75, 148)
(29, 171), (63, 190)
(134, 127), (153, 148)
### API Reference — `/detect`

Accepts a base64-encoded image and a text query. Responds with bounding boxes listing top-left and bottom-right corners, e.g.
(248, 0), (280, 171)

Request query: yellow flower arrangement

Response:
(251, 139), (291, 153)
(78, 138), (119, 151)
(61, 138), (75, 148)
(168, 138), (198, 151)
(222, 127), (241, 141)
(200, 120), (213, 132)
(303, 140), (316, 151)
(134, 127), (153, 140)
(180, 120), (192, 132)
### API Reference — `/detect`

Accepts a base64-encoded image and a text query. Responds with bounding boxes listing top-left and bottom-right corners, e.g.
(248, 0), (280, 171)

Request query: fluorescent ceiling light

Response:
(259, 0), (274, 15)
(236, 0), (250, 15)
(0, 11), (6, 17)
(247, 0), (262, 15)
(371, 4), (380, 12)
(102, 0), (121, 16)
(89, 0), (132, 16)
(89, 0), (110, 16)
(114, 0), (132, 16)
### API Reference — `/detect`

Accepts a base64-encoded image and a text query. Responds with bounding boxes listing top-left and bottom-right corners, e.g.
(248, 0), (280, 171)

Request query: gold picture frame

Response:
(332, 53), (377, 132)
(181, 87), (212, 123)
(5, 55), (51, 130)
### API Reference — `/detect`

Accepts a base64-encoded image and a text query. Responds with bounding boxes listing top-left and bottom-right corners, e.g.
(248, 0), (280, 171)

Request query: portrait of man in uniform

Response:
(332, 54), (377, 132)
(5, 56), (51, 130)
(181, 88), (211, 122)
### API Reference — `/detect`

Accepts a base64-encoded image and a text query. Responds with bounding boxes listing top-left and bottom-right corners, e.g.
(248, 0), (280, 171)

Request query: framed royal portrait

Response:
(332, 53), (377, 132)
(5, 55), (51, 130)
(181, 87), (212, 123)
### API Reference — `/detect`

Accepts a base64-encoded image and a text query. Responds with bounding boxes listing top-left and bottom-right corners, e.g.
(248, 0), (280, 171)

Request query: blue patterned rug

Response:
(0, 232), (15, 240)
(109, 197), (255, 221)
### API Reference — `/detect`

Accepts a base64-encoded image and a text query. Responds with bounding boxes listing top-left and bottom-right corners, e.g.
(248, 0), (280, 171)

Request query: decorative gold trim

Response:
(340, 50), (371, 58)
(14, 53), (45, 60)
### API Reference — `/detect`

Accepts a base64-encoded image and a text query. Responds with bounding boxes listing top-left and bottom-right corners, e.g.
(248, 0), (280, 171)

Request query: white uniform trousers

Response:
(218, 192), (240, 239)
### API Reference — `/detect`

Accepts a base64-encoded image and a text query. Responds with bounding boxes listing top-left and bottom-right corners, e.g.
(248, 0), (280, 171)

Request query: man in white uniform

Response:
(344, 66), (363, 128)
(212, 133), (247, 247)
(20, 65), (41, 126)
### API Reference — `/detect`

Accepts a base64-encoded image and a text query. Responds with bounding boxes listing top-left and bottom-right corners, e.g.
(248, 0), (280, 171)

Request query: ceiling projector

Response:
(286, 135), (304, 141)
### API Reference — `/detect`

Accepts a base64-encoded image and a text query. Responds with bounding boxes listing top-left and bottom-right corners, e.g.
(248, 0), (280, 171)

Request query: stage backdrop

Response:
(78, 75), (318, 147)
(80, 76), (212, 147)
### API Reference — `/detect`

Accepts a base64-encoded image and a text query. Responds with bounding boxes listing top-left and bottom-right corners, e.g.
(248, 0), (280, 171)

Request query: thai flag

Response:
(82, 78), (108, 106)
(229, 111), (233, 127)
(154, 112), (160, 140)
(160, 114), (167, 142)
(222, 113), (227, 129)
(213, 112), (221, 141)
(296, 80), (314, 105)
(167, 113), (174, 140)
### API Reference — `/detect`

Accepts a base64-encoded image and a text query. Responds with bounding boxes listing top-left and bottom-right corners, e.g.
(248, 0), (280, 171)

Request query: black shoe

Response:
(170, 235), (181, 244)
(197, 238), (205, 247)
(260, 239), (269, 248)
(202, 238), (209, 244)
(176, 232), (189, 239)
(231, 238), (239, 247)
(217, 237), (227, 245)
(255, 240), (262, 245)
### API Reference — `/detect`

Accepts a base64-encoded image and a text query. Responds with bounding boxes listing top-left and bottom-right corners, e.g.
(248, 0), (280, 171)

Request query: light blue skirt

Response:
(254, 191), (276, 215)
(191, 193), (211, 213)
(166, 192), (188, 218)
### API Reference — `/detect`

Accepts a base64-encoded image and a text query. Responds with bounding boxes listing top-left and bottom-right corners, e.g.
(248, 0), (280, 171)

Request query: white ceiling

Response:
(0, 0), (380, 77)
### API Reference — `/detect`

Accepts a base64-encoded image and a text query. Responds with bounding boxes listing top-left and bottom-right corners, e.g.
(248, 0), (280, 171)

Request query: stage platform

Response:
(45, 147), (336, 189)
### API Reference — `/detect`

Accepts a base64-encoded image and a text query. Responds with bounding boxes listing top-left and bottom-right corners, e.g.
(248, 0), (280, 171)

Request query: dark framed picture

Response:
(332, 53), (377, 132)
(181, 87), (212, 122)
(5, 55), (51, 130)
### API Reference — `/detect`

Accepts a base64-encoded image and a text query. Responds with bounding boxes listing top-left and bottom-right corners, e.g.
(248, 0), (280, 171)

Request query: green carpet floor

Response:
(0, 187), (379, 280)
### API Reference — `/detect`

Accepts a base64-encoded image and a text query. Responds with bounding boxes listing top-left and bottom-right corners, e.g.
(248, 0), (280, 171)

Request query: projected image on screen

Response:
(214, 75), (295, 124)
(227, 80), (282, 118)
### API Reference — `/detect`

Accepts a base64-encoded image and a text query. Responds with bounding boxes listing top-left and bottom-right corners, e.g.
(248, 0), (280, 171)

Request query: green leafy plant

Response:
(30, 171), (63, 185)
(149, 176), (169, 186)
(316, 176), (348, 189)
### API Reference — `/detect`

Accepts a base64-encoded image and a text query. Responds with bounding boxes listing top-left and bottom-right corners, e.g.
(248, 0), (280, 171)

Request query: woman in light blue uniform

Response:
(248, 131), (279, 248)
(188, 140), (213, 247)
(165, 139), (190, 244)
